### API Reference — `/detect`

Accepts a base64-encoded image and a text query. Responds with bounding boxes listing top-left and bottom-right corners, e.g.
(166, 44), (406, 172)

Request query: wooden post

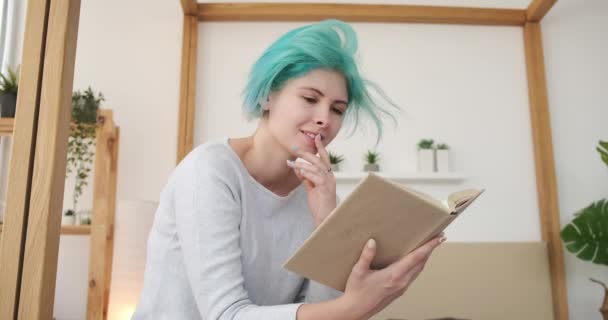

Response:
(0, 0), (51, 318)
(524, 21), (569, 320)
(86, 109), (119, 320)
(16, 0), (82, 319)
(176, 14), (198, 163)
(527, 0), (558, 21)
(180, 0), (197, 15)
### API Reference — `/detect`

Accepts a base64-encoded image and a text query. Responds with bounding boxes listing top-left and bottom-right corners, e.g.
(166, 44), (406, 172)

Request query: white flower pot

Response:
(436, 149), (450, 173)
(364, 163), (379, 172)
(417, 149), (435, 173)
(61, 215), (75, 226)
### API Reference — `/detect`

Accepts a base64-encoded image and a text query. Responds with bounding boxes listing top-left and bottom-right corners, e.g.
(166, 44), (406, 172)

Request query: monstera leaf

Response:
(561, 199), (608, 265)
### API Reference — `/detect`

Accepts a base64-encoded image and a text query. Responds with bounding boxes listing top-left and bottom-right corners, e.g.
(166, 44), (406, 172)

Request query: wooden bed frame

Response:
(0, 0), (567, 319)
(175, 0), (567, 319)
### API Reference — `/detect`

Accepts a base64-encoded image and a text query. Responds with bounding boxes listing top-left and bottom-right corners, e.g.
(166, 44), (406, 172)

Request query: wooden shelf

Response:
(0, 223), (90, 235)
(0, 117), (15, 136)
(333, 171), (465, 183)
(0, 118), (97, 137)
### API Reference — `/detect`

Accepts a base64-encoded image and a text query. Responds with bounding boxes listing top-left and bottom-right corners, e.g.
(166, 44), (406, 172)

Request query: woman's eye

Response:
(332, 108), (344, 115)
(303, 97), (317, 104)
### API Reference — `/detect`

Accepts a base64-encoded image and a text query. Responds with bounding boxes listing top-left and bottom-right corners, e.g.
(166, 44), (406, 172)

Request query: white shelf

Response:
(333, 171), (465, 183)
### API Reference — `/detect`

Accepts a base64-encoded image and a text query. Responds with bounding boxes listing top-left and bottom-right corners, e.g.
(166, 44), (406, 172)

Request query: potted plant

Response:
(560, 140), (608, 320)
(436, 143), (450, 173)
(80, 216), (92, 225)
(417, 139), (435, 173)
(65, 87), (104, 216)
(76, 209), (93, 225)
(0, 65), (19, 118)
(363, 150), (380, 172)
(329, 151), (344, 172)
(62, 209), (75, 225)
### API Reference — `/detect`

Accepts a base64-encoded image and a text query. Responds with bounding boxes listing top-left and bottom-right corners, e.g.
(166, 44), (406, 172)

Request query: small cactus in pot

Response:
(363, 150), (380, 172)
(329, 151), (344, 172)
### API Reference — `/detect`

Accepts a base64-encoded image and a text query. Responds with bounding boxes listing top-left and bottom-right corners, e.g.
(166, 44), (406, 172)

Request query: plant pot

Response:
(76, 209), (92, 225)
(0, 92), (17, 118)
(417, 149), (435, 173)
(436, 149), (450, 173)
(61, 215), (75, 226)
(363, 163), (379, 172)
(330, 163), (340, 172)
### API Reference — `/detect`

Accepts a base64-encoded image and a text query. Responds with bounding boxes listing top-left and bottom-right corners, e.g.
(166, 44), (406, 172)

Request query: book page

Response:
(395, 183), (449, 213)
(447, 189), (484, 212)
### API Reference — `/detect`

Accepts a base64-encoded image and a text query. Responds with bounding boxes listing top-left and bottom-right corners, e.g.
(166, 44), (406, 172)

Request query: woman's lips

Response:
(301, 131), (317, 146)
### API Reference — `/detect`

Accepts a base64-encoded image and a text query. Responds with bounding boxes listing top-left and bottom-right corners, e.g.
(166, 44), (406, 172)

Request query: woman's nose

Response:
(314, 108), (330, 128)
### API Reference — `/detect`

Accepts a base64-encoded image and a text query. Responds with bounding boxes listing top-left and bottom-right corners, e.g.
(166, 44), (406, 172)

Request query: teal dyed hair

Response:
(242, 19), (399, 143)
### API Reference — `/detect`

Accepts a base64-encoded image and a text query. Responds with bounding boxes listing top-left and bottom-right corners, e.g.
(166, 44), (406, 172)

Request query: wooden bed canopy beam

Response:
(195, 3), (527, 25)
(524, 21), (568, 320)
(527, 0), (558, 22)
(176, 14), (198, 162)
(181, 0), (198, 16)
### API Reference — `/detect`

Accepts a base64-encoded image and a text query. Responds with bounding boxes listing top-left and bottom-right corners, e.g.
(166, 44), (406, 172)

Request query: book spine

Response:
(418, 215), (457, 246)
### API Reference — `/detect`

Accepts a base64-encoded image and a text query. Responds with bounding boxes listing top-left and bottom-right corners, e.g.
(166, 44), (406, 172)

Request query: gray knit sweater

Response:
(132, 138), (341, 320)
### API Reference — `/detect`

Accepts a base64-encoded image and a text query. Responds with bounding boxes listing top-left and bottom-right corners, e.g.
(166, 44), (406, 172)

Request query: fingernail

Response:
(439, 236), (447, 243)
(367, 239), (376, 248)
(316, 134), (321, 140)
(291, 145), (299, 151)
(286, 160), (295, 167)
(299, 168), (306, 175)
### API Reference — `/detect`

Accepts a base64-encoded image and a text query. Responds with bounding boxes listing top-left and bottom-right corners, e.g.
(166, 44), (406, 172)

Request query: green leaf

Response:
(597, 140), (608, 167)
(561, 199), (608, 266)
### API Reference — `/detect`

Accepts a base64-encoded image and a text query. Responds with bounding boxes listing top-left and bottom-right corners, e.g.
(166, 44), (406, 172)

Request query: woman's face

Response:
(264, 68), (348, 154)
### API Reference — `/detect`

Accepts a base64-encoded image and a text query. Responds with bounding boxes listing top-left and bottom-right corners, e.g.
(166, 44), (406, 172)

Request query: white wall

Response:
(196, 21), (541, 242)
(1, 0), (604, 319)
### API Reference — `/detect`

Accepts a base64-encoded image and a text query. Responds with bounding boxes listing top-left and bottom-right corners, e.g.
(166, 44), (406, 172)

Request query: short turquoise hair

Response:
(242, 19), (398, 143)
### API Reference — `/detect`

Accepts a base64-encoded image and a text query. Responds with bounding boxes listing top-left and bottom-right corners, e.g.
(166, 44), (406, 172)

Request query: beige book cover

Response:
(283, 173), (484, 292)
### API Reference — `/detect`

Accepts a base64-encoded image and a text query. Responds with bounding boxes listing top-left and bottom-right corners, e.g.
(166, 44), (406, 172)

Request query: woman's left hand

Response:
(287, 134), (336, 227)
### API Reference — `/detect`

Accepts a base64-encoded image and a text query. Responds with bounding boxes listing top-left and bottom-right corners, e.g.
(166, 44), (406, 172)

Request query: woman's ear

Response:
(264, 92), (278, 111)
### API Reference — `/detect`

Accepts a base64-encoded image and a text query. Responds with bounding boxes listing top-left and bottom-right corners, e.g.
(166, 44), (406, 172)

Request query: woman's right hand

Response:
(340, 234), (446, 320)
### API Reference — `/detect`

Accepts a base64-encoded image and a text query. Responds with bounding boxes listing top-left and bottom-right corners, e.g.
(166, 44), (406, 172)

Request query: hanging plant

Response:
(65, 87), (104, 213)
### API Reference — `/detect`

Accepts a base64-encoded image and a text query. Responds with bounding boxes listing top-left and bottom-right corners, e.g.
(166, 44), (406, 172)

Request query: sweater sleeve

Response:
(172, 156), (303, 320)
(297, 279), (343, 304)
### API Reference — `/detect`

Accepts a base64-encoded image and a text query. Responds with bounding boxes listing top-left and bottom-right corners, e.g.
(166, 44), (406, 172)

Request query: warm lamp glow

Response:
(117, 305), (135, 320)
(107, 200), (158, 320)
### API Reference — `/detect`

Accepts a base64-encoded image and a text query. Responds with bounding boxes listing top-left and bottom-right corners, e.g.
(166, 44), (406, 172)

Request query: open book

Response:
(283, 173), (484, 292)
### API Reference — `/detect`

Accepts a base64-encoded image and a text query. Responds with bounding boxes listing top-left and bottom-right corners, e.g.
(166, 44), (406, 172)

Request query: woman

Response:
(133, 20), (445, 320)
